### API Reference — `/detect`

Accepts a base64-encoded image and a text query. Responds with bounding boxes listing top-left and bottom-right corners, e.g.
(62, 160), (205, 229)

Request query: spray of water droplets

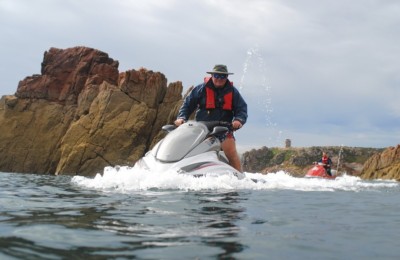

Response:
(239, 45), (282, 146)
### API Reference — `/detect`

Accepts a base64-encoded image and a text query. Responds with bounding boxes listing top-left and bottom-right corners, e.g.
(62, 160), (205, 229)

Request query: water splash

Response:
(71, 166), (399, 193)
(239, 45), (281, 146)
(336, 144), (344, 173)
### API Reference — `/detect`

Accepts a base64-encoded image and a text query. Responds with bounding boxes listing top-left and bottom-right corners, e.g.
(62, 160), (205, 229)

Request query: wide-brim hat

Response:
(206, 64), (234, 75)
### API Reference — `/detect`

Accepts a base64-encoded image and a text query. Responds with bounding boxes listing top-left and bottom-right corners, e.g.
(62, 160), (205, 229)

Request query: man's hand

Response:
(232, 120), (243, 130)
(174, 118), (185, 126)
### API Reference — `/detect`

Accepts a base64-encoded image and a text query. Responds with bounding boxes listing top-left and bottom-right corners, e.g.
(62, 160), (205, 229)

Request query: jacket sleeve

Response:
(328, 158), (333, 166)
(233, 88), (248, 125)
(176, 85), (201, 121)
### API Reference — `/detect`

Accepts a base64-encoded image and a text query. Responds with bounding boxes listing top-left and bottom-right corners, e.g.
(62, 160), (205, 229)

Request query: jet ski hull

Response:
(136, 150), (245, 179)
(305, 164), (336, 179)
(134, 121), (245, 179)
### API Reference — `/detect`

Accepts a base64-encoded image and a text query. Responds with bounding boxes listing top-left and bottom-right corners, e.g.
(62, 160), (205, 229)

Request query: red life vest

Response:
(322, 156), (329, 164)
(204, 77), (233, 110)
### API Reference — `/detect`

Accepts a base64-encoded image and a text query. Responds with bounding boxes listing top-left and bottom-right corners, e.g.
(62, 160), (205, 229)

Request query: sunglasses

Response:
(213, 74), (228, 79)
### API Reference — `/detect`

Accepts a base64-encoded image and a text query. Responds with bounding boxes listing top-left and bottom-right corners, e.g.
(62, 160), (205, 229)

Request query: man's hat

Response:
(206, 64), (234, 75)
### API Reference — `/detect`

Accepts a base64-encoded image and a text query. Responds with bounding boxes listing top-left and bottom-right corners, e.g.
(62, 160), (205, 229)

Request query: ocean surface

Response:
(1, 167), (399, 260)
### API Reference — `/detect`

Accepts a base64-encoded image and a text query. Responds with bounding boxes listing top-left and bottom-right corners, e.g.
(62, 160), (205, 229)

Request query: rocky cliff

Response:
(359, 145), (400, 181)
(0, 46), (183, 176)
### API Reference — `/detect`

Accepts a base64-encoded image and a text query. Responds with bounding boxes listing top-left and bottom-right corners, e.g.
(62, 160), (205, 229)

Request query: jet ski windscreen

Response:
(156, 122), (208, 162)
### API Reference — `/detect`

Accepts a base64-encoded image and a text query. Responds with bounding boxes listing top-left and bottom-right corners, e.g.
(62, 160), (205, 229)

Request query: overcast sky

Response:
(1, 0), (399, 152)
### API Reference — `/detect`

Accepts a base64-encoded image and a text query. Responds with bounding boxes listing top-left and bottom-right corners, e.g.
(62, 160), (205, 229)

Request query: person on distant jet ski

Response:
(174, 64), (248, 172)
(317, 152), (333, 176)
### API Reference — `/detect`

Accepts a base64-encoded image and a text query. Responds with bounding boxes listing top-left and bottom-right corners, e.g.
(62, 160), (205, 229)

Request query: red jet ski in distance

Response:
(305, 163), (336, 179)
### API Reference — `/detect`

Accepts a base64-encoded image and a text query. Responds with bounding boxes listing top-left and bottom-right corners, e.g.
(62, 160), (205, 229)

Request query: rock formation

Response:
(0, 46), (182, 177)
(360, 145), (400, 180)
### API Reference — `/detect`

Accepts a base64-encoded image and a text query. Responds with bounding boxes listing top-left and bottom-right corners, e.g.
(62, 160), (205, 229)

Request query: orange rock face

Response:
(360, 145), (400, 180)
(16, 47), (119, 103)
(0, 46), (182, 176)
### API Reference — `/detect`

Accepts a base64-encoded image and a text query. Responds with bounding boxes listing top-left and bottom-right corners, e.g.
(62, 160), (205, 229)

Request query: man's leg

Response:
(324, 167), (332, 176)
(221, 137), (242, 172)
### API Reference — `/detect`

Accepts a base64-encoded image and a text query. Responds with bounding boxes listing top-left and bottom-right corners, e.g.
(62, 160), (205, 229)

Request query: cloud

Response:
(1, 0), (399, 149)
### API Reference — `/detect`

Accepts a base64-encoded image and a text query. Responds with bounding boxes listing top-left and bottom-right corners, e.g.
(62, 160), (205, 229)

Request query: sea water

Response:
(1, 168), (399, 259)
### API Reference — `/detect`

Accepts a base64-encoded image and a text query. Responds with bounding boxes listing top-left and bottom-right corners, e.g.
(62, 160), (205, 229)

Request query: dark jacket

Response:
(318, 157), (332, 169)
(177, 79), (248, 124)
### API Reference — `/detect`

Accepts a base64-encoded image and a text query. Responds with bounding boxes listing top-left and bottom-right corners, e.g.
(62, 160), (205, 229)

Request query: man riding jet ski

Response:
(174, 64), (248, 172)
(305, 152), (336, 179)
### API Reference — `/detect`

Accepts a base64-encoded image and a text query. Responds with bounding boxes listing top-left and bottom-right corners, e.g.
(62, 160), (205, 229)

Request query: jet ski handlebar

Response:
(199, 121), (232, 132)
(161, 121), (232, 134)
(161, 124), (177, 132)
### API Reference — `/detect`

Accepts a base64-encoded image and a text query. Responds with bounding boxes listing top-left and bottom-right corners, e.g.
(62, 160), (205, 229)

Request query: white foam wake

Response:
(71, 165), (399, 193)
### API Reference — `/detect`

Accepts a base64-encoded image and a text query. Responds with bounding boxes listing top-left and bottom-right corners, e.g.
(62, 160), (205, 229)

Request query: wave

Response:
(71, 165), (399, 193)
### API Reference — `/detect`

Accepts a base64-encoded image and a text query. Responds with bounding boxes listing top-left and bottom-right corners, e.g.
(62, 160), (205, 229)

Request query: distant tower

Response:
(285, 139), (291, 148)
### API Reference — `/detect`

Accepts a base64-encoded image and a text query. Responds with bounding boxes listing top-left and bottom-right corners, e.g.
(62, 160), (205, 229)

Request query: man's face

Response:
(212, 74), (228, 88)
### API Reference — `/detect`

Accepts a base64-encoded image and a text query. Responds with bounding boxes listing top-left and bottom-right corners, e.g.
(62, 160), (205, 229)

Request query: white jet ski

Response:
(134, 120), (245, 179)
